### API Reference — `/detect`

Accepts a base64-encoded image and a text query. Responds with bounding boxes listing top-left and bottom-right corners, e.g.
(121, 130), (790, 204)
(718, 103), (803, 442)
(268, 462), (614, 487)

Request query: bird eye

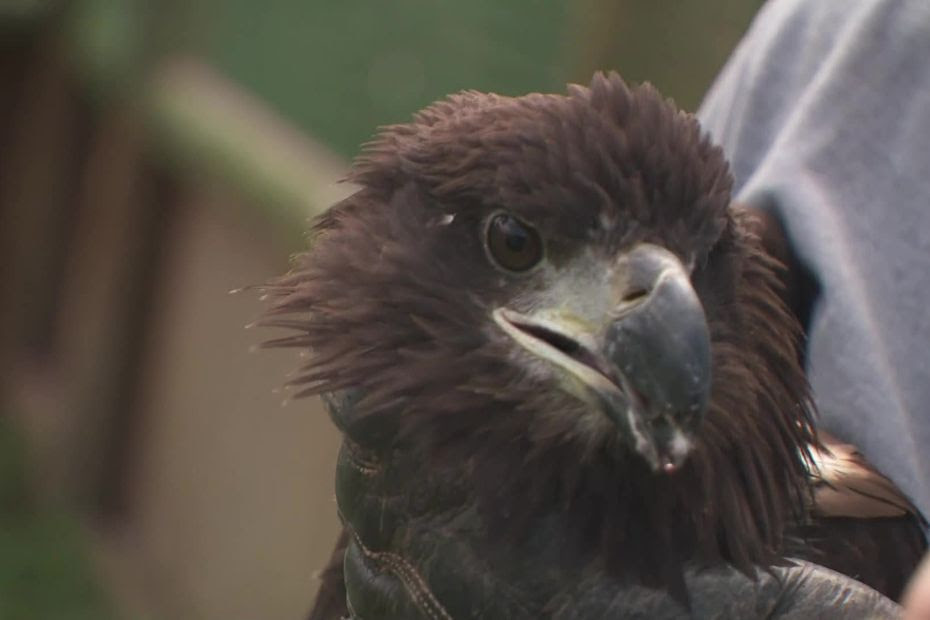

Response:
(485, 212), (544, 272)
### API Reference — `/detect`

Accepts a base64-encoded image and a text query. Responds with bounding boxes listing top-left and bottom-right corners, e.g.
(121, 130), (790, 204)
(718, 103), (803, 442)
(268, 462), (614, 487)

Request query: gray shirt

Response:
(698, 0), (930, 517)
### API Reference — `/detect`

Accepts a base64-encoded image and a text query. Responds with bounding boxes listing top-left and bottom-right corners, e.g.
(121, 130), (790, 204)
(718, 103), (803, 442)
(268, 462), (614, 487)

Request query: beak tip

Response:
(635, 418), (696, 474)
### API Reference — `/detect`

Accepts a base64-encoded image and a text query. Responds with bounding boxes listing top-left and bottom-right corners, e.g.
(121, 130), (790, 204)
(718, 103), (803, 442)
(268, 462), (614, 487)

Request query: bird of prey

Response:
(263, 72), (926, 619)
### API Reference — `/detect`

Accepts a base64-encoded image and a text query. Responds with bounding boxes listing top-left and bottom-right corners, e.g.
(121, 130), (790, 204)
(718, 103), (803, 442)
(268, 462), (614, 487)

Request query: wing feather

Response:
(809, 431), (921, 519)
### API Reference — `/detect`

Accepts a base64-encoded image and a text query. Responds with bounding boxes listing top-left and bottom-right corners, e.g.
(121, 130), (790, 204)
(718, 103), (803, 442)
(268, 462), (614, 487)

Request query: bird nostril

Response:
(621, 288), (650, 304)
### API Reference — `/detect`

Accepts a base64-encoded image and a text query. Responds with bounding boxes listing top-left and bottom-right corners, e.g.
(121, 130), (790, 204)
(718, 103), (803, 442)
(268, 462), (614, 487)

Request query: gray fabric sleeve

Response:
(698, 0), (930, 518)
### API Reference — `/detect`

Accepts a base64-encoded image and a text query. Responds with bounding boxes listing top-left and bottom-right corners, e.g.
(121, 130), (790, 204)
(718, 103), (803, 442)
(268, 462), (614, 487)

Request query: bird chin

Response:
(492, 307), (695, 474)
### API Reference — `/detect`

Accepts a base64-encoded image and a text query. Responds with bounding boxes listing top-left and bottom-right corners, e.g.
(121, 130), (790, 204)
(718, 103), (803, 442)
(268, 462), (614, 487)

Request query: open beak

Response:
(493, 244), (711, 473)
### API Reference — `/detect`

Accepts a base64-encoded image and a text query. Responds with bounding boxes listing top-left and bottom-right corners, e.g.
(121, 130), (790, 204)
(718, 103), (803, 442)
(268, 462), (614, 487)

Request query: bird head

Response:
(265, 72), (815, 569)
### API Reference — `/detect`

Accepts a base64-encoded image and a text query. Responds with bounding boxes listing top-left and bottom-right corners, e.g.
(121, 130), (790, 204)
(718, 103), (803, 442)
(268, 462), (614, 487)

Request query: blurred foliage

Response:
(569, 0), (762, 112)
(189, 0), (571, 158)
(64, 0), (759, 206)
(178, 1), (758, 159)
(0, 417), (114, 620)
(68, 0), (147, 95)
(0, 0), (55, 23)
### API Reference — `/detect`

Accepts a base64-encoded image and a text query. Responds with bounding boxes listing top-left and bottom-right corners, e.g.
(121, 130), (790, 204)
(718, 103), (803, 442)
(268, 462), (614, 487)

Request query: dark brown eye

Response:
(485, 212), (544, 272)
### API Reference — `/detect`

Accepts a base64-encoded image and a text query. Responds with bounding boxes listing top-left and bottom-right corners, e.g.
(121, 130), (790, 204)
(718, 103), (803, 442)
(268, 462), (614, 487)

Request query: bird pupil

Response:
(505, 224), (527, 252)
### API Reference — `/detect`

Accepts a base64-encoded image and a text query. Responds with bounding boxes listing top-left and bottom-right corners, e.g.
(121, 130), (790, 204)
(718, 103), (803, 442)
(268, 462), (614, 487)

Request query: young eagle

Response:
(264, 73), (926, 618)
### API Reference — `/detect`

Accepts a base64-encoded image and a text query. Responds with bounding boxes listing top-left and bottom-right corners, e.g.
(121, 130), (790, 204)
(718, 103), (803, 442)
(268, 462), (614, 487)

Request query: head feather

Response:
(262, 72), (816, 589)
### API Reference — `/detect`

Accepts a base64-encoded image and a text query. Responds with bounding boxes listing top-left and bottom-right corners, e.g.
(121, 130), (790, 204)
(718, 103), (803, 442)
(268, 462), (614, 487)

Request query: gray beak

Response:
(494, 243), (712, 473)
(599, 244), (711, 471)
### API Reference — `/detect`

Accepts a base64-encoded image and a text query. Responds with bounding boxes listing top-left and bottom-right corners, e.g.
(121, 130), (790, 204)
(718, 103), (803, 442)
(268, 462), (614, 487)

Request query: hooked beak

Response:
(493, 244), (711, 473)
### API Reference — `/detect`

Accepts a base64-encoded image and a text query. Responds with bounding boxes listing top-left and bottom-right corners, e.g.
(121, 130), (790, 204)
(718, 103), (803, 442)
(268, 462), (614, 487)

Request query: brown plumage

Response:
(262, 73), (925, 617)
(750, 207), (927, 600)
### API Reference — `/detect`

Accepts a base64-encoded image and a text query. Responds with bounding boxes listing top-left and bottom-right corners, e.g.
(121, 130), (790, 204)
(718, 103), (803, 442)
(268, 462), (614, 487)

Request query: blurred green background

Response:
(72, 0), (760, 156)
(1, 1), (760, 618)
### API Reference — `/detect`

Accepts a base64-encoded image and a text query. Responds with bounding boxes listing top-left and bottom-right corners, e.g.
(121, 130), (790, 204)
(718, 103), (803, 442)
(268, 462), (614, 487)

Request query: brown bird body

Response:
(263, 73), (926, 619)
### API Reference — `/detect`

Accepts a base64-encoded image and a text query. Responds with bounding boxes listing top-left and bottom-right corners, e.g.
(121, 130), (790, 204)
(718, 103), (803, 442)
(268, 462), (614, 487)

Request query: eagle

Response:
(263, 72), (926, 618)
